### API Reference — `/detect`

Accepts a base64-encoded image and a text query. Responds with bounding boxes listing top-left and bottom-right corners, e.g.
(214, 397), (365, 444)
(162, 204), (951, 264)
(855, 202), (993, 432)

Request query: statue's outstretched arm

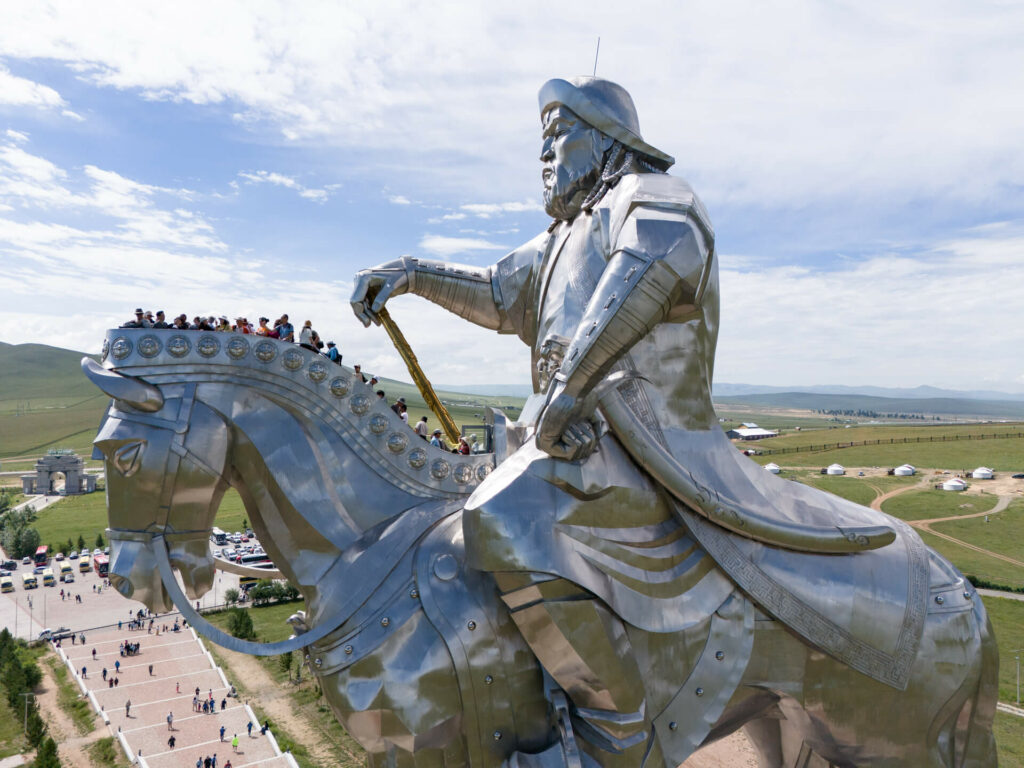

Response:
(537, 206), (711, 458)
(351, 256), (505, 331)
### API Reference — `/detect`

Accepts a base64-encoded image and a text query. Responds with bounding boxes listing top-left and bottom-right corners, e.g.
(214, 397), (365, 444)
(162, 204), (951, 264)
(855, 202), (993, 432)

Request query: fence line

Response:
(757, 431), (1024, 456)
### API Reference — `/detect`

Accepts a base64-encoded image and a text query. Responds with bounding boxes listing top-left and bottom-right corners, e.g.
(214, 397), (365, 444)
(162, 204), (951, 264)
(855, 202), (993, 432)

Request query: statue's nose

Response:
(540, 137), (554, 162)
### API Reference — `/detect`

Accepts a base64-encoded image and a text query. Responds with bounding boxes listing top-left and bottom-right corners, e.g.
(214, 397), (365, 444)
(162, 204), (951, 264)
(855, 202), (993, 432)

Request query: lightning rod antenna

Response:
(593, 37), (601, 76)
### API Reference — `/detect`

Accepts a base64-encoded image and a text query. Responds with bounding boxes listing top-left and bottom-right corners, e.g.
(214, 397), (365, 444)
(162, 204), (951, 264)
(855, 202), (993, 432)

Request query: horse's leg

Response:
(497, 573), (663, 768)
(741, 717), (784, 767)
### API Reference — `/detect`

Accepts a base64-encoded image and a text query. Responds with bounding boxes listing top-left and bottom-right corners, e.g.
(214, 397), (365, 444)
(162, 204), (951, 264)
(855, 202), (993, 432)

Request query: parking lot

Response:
(0, 549), (243, 642)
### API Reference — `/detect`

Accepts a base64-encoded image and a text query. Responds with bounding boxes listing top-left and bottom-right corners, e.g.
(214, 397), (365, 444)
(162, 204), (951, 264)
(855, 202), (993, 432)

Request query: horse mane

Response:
(101, 329), (495, 500)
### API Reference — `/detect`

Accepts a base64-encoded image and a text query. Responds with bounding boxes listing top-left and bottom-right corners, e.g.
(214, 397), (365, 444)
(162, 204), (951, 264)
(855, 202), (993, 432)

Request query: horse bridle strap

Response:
(149, 499), (459, 656)
(151, 532), (344, 656)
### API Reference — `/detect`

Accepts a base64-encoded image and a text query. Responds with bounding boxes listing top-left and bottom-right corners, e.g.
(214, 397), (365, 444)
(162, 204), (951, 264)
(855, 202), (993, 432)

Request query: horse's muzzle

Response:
(109, 537), (174, 613)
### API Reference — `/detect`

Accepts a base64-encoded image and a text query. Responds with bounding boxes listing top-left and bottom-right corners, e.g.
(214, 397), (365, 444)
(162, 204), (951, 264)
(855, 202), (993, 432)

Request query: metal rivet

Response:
(434, 554), (458, 581)
(409, 588), (419, 599)
(715, 651), (724, 661)
(344, 645), (353, 655)
(380, 617), (390, 627)
(467, 620), (477, 631)
(964, 591), (972, 599)
(493, 731), (502, 741)
(484, 675), (493, 685)
(695, 687), (704, 697)
(669, 722), (678, 731)
(314, 658), (322, 667)
(935, 595), (945, 605)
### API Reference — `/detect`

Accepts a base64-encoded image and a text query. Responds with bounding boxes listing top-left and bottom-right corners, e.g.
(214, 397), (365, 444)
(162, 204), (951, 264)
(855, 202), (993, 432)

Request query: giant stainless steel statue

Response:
(85, 76), (997, 768)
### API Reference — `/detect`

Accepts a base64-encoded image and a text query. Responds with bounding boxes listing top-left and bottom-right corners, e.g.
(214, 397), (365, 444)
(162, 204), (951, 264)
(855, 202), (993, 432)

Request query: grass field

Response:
(920, 530), (1024, 590)
(930, 499), (1024, 565)
(27, 486), (250, 552)
(880, 489), (1001, 521)
(46, 654), (95, 735)
(0, 694), (28, 759)
(793, 473), (920, 506)
(982, 597), (1024, 704)
(747, 422), (1024, 471)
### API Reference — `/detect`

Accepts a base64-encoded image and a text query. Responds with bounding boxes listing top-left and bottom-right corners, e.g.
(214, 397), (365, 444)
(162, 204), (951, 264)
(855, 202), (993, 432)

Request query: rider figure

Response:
(352, 76), (724, 768)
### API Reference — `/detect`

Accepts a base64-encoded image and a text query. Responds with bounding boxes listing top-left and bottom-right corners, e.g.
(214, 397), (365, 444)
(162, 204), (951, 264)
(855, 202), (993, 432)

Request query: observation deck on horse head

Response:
(99, 328), (497, 498)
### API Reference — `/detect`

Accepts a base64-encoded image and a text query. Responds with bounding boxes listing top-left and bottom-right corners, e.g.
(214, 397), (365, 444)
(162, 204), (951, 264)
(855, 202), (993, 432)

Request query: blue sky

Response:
(1, 1), (1022, 392)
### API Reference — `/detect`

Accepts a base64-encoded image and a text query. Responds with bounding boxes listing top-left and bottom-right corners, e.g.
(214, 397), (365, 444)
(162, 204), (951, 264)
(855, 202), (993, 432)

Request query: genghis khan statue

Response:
(351, 77), (956, 767)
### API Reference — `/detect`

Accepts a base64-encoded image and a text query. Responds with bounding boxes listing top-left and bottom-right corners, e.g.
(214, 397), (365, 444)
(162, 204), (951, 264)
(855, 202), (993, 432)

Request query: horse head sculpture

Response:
(86, 360), (229, 612)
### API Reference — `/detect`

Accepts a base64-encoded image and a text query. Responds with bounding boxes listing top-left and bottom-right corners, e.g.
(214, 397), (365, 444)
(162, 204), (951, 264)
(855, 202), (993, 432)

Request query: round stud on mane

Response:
(99, 328), (495, 497)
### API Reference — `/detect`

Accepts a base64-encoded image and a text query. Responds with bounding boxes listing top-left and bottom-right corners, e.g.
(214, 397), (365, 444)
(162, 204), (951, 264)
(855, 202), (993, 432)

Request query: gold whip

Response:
(376, 307), (461, 445)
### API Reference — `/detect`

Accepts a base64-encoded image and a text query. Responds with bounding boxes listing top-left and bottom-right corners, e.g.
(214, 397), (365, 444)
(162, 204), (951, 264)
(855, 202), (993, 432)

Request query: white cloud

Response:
(715, 228), (1024, 391)
(4, 129), (29, 142)
(237, 170), (332, 203)
(0, 65), (66, 108)
(460, 201), (543, 218)
(1, 2), (1022, 206)
(388, 195), (411, 205)
(418, 234), (508, 258)
(61, 109), (85, 122)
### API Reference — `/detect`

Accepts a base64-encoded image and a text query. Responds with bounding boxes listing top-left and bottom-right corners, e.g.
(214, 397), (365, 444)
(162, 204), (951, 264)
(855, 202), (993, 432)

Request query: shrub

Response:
(224, 588), (240, 605)
(226, 608), (256, 640)
(32, 736), (60, 768)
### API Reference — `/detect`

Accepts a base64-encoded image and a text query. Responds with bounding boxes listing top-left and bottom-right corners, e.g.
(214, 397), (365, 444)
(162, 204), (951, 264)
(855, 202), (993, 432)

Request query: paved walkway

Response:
(56, 624), (297, 768)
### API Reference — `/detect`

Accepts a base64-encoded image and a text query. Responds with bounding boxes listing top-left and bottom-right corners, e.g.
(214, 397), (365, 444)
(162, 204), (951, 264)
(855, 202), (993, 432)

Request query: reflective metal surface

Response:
(86, 75), (996, 768)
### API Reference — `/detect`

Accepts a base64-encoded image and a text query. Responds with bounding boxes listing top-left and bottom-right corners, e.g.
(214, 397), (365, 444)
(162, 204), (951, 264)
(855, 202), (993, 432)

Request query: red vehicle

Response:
(34, 545), (49, 567)
(92, 554), (109, 577)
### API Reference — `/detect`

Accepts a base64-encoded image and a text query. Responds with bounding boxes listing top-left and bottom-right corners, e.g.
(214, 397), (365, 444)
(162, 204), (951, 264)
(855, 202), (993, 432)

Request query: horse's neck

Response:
(201, 382), (429, 606)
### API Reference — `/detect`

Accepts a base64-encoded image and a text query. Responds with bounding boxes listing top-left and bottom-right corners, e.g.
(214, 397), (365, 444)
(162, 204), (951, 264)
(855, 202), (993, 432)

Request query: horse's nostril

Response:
(110, 573), (133, 598)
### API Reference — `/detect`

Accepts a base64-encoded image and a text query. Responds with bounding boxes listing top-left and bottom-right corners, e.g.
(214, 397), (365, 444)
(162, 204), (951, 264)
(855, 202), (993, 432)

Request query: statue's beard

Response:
(543, 165), (600, 220)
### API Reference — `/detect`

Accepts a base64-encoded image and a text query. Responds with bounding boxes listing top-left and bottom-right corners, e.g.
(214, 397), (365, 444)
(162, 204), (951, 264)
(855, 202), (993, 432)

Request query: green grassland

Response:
(746, 422), (1024, 471)
(920, 530), (1024, 590)
(982, 597), (1024, 704)
(795, 473), (920, 506)
(930, 499), (1024, 564)
(27, 486), (249, 550)
(880, 489), (1001, 522)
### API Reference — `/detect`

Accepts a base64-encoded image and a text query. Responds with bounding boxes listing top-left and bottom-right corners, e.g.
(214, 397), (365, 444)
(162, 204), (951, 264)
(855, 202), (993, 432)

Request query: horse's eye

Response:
(112, 441), (146, 477)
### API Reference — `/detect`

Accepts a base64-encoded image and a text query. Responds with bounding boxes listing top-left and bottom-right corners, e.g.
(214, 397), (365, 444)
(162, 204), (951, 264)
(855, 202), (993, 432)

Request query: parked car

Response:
(69, 551), (79, 560)
(33, 566), (46, 575)
(22, 556), (32, 565)
(63, 573), (75, 583)
(1, 560), (16, 570)
(93, 548), (102, 556)
(38, 627), (73, 641)
(54, 552), (64, 561)
(1013, 473), (1024, 479)
(0, 570), (10, 578)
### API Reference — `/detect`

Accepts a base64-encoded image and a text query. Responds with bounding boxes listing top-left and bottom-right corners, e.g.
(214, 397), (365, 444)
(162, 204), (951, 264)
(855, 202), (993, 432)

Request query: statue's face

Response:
(540, 105), (607, 220)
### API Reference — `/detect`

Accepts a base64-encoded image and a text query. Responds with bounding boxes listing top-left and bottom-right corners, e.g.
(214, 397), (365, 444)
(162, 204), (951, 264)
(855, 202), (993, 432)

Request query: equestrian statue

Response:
(84, 77), (997, 768)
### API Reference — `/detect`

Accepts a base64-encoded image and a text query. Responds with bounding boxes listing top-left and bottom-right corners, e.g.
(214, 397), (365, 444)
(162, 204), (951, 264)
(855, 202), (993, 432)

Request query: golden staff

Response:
(376, 306), (461, 445)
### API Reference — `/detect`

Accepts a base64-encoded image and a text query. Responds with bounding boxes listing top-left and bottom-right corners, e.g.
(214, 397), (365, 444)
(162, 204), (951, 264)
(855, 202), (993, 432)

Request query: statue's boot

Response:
(497, 573), (663, 768)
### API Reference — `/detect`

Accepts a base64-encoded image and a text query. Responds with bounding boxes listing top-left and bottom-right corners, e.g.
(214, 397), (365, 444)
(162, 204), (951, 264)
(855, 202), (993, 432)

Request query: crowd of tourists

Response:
(120, 308), (342, 363)
(120, 308), (487, 454)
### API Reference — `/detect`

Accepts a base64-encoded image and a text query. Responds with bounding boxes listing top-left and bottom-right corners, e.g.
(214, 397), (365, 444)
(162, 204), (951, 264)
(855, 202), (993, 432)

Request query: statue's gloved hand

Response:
(536, 384), (600, 461)
(350, 258), (410, 327)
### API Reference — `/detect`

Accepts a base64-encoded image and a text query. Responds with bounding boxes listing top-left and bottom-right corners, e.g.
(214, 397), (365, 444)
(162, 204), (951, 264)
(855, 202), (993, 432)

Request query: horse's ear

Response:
(81, 358), (164, 413)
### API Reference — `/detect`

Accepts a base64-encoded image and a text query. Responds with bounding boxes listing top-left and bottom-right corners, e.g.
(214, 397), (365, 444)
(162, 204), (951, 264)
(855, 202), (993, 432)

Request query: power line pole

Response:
(21, 692), (34, 733)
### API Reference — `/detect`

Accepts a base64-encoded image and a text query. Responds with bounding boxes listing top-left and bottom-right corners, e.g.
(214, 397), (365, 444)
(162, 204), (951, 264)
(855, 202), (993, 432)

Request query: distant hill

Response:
(0, 341), (100, 404)
(0, 341), (526, 460)
(713, 382), (1024, 402)
(714, 392), (1024, 420)
(438, 383), (534, 398)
